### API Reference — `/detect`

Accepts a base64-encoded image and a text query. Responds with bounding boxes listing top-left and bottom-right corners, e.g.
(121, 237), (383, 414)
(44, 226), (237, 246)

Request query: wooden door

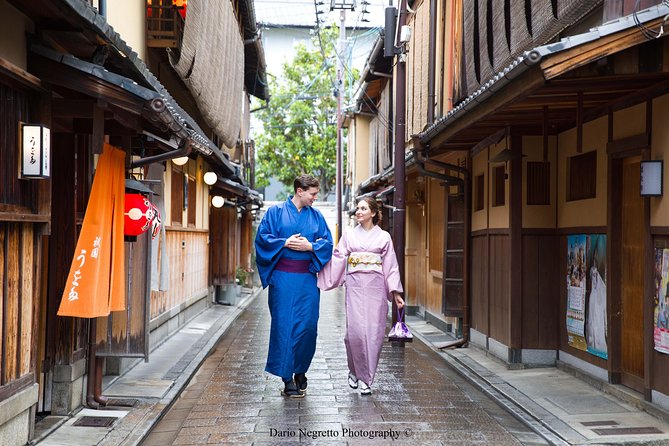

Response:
(620, 156), (644, 391)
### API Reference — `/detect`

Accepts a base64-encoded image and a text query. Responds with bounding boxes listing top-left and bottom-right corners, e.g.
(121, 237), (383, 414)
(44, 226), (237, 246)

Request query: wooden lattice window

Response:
(527, 161), (550, 205)
(492, 165), (505, 207)
(171, 168), (184, 225)
(568, 151), (597, 201)
(475, 174), (485, 211)
(187, 176), (196, 226)
(428, 178), (444, 273)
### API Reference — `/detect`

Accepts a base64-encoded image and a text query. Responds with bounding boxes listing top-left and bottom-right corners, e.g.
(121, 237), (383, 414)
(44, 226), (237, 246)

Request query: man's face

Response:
(296, 186), (319, 207)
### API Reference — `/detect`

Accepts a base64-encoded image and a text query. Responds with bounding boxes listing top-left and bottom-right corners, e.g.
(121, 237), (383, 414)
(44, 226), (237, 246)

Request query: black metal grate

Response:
(73, 416), (117, 427)
(581, 420), (618, 427)
(104, 398), (138, 408)
(593, 427), (663, 436)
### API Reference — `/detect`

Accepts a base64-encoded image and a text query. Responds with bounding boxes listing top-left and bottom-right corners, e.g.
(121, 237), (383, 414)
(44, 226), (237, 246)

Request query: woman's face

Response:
(355, 200), (375, 225)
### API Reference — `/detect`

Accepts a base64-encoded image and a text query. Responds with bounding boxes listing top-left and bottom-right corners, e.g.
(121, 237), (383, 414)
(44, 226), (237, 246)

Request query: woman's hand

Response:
(393, 292), (405, 309)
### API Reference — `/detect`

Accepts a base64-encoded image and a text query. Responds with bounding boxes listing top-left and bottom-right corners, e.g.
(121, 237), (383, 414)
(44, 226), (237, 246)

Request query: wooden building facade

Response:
(0, 0), (265, 444)
(349, 0), (669, 411)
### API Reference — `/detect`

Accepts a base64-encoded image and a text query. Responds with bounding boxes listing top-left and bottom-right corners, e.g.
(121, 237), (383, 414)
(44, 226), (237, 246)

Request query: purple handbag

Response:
(388, 307), (413, 342)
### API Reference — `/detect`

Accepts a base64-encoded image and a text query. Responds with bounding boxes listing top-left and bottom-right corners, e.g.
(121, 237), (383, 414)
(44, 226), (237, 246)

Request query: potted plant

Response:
(236, 266), (253, 288)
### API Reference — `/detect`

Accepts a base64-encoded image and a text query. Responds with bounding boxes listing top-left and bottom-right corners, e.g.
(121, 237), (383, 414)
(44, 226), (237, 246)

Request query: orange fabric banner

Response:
(58, 143), (126, 318)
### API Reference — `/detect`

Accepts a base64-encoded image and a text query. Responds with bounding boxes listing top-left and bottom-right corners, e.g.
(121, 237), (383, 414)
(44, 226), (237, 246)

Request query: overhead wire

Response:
(633, 0), (669, 40)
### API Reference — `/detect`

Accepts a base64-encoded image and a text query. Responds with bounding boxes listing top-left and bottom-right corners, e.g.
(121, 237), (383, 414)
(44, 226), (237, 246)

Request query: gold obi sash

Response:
(347, 252), (382, 272)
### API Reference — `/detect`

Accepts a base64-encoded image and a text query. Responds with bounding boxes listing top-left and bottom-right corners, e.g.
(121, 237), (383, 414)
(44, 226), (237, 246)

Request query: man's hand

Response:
(285, 234), (313, 252)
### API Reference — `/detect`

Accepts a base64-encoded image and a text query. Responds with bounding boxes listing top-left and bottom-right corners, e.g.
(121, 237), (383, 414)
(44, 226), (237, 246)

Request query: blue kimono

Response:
(255, 197), (333, 381)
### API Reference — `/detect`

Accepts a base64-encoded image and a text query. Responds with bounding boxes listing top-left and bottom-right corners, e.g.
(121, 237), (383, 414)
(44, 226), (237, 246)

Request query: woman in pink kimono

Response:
(318, 197), (404, 395)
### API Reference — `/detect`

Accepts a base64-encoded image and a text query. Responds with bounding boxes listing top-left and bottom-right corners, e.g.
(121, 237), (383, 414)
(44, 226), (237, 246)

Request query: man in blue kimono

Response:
(255, 174), (333, 397)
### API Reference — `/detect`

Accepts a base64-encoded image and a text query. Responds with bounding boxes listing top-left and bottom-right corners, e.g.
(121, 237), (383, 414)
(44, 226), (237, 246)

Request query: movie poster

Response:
(585, 235), (607, 359)
(567, 235), (587, 351)
(654, 248), (669, 354)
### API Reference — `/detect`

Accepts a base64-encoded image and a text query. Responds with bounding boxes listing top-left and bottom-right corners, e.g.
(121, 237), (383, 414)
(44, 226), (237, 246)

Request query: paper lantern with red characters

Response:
(124, 194), (161, 239)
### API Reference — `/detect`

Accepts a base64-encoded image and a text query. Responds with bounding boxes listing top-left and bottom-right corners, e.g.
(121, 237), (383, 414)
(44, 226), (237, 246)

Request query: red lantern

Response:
(124, 194), (160, 238)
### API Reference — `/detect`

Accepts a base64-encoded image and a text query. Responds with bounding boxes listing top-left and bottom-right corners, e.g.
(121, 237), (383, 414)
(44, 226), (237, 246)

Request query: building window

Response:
(492, 165), (505, 207)
(568, 151), (597, 201)
(475, 174), (485, 211)
(428, 178), (444, 273)
(171, 167), (184, 226)
(527, 161), (550, 205)
(187, 176), (196, 226)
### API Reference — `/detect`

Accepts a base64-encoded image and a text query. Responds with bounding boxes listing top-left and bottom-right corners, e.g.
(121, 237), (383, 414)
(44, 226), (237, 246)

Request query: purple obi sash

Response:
(276, 258), (311, 273)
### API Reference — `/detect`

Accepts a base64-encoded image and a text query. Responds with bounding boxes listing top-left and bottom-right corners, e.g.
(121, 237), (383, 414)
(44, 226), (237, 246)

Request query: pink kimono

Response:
(318, 225), (403, 386)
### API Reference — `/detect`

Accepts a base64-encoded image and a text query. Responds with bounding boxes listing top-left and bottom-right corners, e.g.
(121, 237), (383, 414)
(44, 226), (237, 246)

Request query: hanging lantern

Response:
(124, 194), (160, 238)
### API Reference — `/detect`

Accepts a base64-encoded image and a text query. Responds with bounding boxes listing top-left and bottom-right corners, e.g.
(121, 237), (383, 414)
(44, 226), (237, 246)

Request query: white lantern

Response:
(203, 171), (217, 185)
(172, 156), (189, 166)
(19, 123), (50, 179)
(212, 195), (224, 208)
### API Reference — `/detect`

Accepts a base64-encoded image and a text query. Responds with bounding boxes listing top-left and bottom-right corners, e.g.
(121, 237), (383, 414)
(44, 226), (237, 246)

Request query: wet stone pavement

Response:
(141, 288), (547, 445)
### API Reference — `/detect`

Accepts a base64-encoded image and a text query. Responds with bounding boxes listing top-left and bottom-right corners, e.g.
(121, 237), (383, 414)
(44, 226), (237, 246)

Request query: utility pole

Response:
(392, 0), (407, 324)
(336, 10), (345, 242)
(331, 0), (355, 242)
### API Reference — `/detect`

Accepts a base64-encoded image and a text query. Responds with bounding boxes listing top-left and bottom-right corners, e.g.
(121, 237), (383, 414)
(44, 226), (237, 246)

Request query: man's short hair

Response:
(294, 174), (320, 193)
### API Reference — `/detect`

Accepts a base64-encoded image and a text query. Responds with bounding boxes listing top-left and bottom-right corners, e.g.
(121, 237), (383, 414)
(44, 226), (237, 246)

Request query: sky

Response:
(254, 0), (392, 28)
(254, 0), (393, 83)
(251, 0), (394, 200)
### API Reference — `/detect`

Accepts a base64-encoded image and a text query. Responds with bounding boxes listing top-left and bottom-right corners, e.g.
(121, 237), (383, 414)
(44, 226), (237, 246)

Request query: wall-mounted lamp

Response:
(640, 160), (663, 196)
(203, 171), (217, 186)
(212, 195), (225, 208)
(399, 25), (412, 43)
(19, 123), (50, 179)
(172, 156), (189, 166)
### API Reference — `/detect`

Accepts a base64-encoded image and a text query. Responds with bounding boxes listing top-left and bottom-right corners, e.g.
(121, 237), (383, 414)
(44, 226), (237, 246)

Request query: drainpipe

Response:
(392, 0), (408, 325)
(427, 0), (436, 125)
(412, 145), (470, 349)
(130, 137), (192, 169)
(370, 70), (393, 79)
(86, 319), (100, 408)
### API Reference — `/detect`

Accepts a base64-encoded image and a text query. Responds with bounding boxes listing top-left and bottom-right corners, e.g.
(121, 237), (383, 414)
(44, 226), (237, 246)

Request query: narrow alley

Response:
(140, 289), (543, 445)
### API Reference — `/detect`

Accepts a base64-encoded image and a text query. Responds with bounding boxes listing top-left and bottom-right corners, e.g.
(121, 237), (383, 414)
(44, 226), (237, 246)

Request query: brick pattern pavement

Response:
(141, 289), (535, 445)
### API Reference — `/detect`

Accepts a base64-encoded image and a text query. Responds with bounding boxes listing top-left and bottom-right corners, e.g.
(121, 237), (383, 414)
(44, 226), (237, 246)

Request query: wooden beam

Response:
(108, 103), (143, 133)
(92, 103), (105, 155)
(509, 132), (523, 349)
(0, 56), (41, 90)
(584, 78), (669, 122)
(543, 106), (548, 161)
(541, 15), (669, 79)
(577, 92), (583, 153)
(468, 128), (505, 157)
(29, 55), (145, 115)
(52, 99), (95, 118)
(430, 69), (545, 149)
(606, 133), (650, 155)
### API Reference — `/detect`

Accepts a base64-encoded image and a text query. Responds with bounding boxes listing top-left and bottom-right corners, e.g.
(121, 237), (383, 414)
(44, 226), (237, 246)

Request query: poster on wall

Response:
(654, 248), (669, 354)
(585, 234), (607, 359)
(567, 235), (587, 351)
